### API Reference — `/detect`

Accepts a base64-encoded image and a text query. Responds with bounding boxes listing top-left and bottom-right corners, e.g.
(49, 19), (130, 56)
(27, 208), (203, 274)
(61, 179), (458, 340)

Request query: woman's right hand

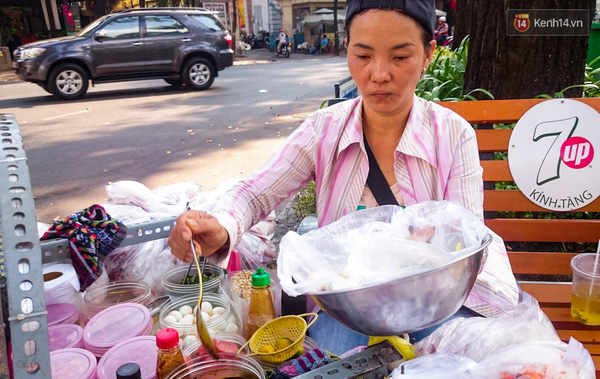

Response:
(167, 210), (230, 263)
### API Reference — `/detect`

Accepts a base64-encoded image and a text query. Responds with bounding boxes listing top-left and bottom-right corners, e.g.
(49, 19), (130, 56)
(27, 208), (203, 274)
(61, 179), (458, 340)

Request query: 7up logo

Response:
(561, 136), (594, 169)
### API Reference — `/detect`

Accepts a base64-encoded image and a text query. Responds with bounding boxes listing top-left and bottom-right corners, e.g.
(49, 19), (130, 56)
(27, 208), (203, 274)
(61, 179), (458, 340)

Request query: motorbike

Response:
(275, 42), (291, 58)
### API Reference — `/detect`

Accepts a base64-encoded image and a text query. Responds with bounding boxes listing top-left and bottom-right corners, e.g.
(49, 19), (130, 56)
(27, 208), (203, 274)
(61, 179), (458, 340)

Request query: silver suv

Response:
(12, 7), (233, 100)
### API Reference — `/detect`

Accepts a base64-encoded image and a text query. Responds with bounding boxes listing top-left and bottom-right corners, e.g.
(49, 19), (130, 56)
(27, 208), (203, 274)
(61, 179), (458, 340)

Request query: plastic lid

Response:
(251, 268), (270, 287)
(48, 324), (84, 351)
(47, 303), (79, 326)
(156, 328), (180, 349)
(50, 348), (97, 379)
(116, 363), (142, 379)
(83, 303), (152, 355)
(96, 336), (157, 379)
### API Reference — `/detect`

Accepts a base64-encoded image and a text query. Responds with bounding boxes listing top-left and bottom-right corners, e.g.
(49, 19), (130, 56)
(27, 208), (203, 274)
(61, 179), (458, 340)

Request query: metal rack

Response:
(0, 113), (179, 377)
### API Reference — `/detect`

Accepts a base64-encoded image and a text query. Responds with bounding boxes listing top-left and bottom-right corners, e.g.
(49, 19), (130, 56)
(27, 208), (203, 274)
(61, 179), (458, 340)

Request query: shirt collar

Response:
(398, 95), (438, 168)
(337, 97), (364, 157)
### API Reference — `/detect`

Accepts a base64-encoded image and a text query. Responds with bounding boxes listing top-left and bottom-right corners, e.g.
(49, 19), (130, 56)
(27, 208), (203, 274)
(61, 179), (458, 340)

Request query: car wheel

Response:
(48, 63), (89, 100)
(182, 57), (215, 91)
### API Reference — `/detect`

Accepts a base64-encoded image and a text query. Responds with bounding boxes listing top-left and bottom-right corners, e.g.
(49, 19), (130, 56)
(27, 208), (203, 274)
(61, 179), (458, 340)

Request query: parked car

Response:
(12, 7), (233, 100)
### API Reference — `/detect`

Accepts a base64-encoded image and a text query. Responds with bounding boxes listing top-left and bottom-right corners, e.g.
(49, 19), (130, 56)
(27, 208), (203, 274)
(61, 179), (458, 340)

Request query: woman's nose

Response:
(370, 60), (392, 82)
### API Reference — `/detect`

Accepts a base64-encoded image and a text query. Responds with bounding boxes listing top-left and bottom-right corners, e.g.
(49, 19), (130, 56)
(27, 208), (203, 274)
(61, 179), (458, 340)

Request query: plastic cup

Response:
(571, 253), (600, 325)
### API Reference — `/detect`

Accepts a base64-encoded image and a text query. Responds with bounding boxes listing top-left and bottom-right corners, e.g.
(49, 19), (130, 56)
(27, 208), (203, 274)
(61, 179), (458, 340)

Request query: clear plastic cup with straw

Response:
(571, 240), (600, 325)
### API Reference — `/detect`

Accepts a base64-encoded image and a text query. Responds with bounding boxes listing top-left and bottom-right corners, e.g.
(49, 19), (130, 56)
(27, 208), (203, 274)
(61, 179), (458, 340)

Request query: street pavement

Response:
(0, 47), (345, 83)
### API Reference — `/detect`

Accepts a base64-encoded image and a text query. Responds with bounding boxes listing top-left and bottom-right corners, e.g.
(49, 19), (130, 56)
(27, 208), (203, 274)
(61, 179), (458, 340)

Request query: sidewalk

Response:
(0, 47), (344, 84)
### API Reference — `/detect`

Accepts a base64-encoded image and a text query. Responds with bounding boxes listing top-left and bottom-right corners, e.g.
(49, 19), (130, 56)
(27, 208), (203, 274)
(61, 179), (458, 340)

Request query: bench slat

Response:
(442, 98), (600, 124)
(509, 252), (577, 275)
(485, 191), (600, 212)
(485, 218), (600, 242)
(520, 282), (572, 306)
(481, 160), (513, 181)
(476, 129), (512, 152)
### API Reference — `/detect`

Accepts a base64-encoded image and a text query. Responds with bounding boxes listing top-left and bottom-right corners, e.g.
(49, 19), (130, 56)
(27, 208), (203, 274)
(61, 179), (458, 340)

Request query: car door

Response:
(143, 15), (190, 73)
(90, 15), (145, 77)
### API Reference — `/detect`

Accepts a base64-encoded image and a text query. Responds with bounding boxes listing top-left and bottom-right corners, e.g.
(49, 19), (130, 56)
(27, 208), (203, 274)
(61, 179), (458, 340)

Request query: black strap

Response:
(363, 134), (399, 206)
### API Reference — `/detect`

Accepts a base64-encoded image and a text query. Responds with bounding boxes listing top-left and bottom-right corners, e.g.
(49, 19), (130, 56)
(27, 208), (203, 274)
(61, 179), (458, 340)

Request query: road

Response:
(0, 56), (349, 223)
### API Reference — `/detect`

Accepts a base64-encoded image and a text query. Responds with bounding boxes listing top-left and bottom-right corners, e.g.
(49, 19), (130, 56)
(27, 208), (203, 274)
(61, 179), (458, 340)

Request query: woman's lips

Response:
(370, 90), (392, 99)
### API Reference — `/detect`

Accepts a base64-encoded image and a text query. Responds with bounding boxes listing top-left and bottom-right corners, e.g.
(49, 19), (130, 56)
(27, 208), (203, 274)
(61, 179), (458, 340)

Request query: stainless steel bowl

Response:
(308, 233), (492, 336)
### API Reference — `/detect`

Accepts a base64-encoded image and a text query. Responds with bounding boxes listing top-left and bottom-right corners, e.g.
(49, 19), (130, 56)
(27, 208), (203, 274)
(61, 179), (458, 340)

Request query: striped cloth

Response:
(211, 95), (519, 317)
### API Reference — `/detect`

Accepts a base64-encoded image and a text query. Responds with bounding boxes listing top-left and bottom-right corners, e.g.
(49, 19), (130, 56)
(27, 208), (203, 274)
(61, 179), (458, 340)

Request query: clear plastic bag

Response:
(277, 201), (489, 296)
(415, 296), (561, 361)
(391, 353), (476, 378)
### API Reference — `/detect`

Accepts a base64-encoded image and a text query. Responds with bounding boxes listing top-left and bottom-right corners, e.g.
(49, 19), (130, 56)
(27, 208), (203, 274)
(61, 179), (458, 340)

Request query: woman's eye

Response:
(394, 56), (409, 61)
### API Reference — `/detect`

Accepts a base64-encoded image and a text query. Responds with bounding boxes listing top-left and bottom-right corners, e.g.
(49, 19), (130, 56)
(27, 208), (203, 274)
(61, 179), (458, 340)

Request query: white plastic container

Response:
(50, 348), (97, 379)
(83, 280), (152, 323)
(83, 302), (153, 357)
(96, 335), (157, 379)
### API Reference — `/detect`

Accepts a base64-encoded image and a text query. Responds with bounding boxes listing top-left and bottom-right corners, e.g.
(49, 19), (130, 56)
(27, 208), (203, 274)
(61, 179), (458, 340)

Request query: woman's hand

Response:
(168, 210), (230, 263)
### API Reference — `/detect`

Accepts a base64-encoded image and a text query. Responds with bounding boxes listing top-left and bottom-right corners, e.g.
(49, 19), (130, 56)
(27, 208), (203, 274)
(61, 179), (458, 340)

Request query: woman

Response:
(168, 0), (519, 355)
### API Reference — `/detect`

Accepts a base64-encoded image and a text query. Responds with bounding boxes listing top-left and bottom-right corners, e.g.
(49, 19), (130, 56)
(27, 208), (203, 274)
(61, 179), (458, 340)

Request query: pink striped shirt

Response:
(212, 95), (519, 317)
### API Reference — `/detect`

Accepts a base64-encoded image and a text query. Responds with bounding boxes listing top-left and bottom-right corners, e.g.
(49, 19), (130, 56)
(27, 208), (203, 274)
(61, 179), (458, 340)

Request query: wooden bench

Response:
(439, 98), (600, 376)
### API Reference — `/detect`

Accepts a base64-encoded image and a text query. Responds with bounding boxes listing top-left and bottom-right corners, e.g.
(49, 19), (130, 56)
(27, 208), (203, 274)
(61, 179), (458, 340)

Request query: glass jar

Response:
(160, 263), (224, 299)
(83, 281), (153, 324)
(164, 353), (265, 379)
(181, 332), (248, 358)
(158, 293), (239, 339)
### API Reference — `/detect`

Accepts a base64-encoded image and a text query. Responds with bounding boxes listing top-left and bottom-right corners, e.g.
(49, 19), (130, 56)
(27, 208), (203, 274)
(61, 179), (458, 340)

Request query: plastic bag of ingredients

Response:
(277, 201), (489, 296)
(392, 338), (595, 379)
(102, 180), (277, 291)
(415, 296), (561, 361)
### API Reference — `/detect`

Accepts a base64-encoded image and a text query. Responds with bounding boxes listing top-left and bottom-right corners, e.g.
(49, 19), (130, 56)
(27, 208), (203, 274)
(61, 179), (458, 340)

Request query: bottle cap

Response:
(252, 268), (270, 287)
(156, 328), (180, 349)
(116, 362), (141, 379)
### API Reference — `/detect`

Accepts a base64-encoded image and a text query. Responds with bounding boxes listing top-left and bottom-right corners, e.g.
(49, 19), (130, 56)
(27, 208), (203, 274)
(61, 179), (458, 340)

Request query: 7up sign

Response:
(508, 99), (600, 211)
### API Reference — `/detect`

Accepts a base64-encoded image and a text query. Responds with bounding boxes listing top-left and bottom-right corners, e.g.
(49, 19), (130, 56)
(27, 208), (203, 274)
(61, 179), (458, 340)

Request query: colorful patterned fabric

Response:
(41, 204), (127, 291)
(271, 349), (335, 378)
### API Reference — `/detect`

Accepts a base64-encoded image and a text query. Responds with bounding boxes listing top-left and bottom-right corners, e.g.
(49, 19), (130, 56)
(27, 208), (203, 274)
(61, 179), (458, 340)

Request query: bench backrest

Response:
(438, 99), (600, 276)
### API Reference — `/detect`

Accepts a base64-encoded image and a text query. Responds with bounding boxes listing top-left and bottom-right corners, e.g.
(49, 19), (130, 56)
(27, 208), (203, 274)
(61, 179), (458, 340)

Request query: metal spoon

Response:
(189, 226), (219, 360)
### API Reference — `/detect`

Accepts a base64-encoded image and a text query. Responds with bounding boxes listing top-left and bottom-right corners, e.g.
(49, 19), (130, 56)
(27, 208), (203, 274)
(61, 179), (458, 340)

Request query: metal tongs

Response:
(187, 213), (219, 360)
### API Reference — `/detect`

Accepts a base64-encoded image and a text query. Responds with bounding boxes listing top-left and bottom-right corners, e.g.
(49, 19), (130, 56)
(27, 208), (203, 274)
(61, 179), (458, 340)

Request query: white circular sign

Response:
(508, 99), (600, 211)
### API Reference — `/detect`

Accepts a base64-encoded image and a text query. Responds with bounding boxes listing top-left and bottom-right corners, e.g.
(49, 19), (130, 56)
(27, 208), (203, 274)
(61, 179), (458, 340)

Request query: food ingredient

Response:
(259, 345), (275, 353)
(178, 272), (218, 285)
(231, 270), (253, 301)
(292, 346), (305, 359)
(193, 338), (240, 358)
(275, 337), (294, 350)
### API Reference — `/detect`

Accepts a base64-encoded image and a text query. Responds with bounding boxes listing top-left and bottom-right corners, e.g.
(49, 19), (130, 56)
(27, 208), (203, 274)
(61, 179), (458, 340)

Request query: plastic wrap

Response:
(101, 180), (277, 292)
(277, 201), (489, 296)
(415, 296), (561, 361)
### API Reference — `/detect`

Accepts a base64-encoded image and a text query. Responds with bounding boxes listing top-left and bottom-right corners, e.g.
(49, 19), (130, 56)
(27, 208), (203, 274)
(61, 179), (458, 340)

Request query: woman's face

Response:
(347, 10), (434, 118)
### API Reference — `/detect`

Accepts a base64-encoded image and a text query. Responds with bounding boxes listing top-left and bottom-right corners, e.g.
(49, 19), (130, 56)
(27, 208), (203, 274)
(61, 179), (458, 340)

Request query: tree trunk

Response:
(461, 0), (594, 99)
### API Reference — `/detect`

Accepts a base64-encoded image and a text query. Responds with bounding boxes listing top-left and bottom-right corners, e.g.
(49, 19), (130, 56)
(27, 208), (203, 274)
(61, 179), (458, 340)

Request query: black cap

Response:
(116, 362), (142, 379)
(345, 0), (436, 36)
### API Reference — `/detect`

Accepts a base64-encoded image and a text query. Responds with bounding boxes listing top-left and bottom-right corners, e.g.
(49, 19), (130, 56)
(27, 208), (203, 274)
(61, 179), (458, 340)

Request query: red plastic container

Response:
(48, 324), (84, 351)
(96, 335), (158, 379)
(50, 348), (97, 379)
(83, 302), (153, 357)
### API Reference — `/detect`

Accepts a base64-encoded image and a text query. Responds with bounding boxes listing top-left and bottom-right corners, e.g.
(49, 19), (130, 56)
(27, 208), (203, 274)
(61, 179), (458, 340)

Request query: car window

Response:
(101, 16), (140, 39)
(188, 14), (225, 32)
(77, 14), (112, 37)
(145, 15), (189, 36)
